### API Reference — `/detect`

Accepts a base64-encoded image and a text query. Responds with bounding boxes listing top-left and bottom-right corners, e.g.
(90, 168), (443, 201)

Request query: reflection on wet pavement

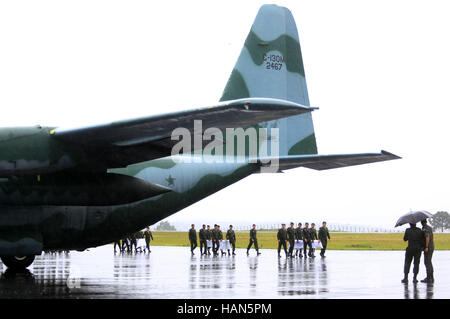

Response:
(0, 246), (448, 298)
(278, 257), (328, 296)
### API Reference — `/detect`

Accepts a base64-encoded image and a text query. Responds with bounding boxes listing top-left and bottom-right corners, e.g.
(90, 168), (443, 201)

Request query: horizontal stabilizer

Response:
(259, 150), (401, 171)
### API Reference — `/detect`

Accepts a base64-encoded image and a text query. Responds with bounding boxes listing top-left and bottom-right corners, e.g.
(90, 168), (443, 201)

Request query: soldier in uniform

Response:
(421, 219), (435, 283)
(189, 224), (197, 255)
(199, 224), (207, 256)
(206, 225), (212, 255)
(277, 224), (288, 258)
(302, 223), (312, 258)
(287, 222), (296, 258)
(226, 225), (236, 256)
(309, 223), (318, 257)
(217, 225), (225, 256)
(143, 227), (154, 253)
(401, 222), (425, 283)
(318, 221), (331, 257)
(212, 224), (219, 256)
(121, 236), (130, 252)
(114, 239), (121, 253)
(295, 222), (303, 257)
(247, 224), (261, 256)
(130, 232), (139, 253)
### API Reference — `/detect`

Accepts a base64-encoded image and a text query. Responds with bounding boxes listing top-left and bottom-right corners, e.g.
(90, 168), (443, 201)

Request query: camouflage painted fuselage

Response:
(0, 156), (256, 255)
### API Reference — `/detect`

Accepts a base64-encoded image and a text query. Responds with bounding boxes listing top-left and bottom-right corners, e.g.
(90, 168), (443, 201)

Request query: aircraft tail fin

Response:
(220, 4), (317, 156)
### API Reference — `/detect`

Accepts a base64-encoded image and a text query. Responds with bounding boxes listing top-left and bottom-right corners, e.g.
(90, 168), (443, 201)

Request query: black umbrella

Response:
(395, 210), (433, 227)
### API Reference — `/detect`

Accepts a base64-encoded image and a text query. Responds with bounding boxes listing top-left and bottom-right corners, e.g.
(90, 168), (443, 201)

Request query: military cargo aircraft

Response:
(0, 4), (399, 269)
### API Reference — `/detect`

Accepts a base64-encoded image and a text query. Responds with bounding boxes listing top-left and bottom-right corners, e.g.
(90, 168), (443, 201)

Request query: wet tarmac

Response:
(0, 245), (448, 299)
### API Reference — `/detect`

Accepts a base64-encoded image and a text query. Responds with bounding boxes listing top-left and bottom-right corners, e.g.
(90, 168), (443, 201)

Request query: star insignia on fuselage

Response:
(166, 175), (176, 186)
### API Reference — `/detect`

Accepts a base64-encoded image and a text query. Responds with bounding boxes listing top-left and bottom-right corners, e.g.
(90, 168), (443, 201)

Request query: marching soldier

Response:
(114, 239), (121, 253)
(401, 222), (425, 283)
(226, 225), (236, 256)
(421, 219), (435, 283)
(189, 224), (197, 255)
(128, 233), (135, 253)
(121, 236), (130, 252)
(143, 227), (154, 253)
(206, 225), (212, 255)
(217, 225), (225, 256)
(287, 222), (296, 258)
(295, 222), (303, 257)
(318, 221), (330, 257)
(302, 223), (312, 258)
(132, 231), (140, 253)
(247, 224), (261, 256)
(212, 224), (219, 256)
(309, 223), (318, 257)
(277, 224), (288, 258)
(199, 224), (207, 255)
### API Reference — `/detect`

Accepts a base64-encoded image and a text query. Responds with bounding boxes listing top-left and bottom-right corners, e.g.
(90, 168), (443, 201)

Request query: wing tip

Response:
(381, 150), (402, 160)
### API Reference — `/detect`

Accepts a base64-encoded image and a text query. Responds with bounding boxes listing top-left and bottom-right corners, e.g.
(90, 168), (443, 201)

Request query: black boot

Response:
(401, 275), (408, 283)
(413, 274), (418, 283)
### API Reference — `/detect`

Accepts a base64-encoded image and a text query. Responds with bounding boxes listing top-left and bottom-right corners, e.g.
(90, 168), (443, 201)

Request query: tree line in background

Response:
(155, 221), (177, 231)
(430, 211), (450, 232)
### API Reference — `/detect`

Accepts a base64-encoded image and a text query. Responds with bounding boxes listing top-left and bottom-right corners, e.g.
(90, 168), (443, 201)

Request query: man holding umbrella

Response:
(401, 223), (425, 283)
(395, 210), (432, 284)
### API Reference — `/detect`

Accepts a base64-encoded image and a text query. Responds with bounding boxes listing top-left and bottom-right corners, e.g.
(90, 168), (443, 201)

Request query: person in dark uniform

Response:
(277, 224), (288, 258)
(295, 222), (303, 257)
(206, 225), (212, 255)
(226, 225), (236, 256)
(114, 239), (121, 253)
(402, 222), (425, 283)
(189, 224), (197, 255)
(287, 222), (296, 258)
(128, 234), (135, 253)
(421, 219), (434, 283)
(302, 223), (312, 258)
(309, 223), (318, 257)
(143, 227), (154, 253)
(212, 224), (219, 256)
(318, 221), (331, 257)
(199, 224), (207, 256)
(130, 232), (139, 253)
(122, 235), (130, 253)
(217, 225), (225, 256)
(247, 224), (261, 256)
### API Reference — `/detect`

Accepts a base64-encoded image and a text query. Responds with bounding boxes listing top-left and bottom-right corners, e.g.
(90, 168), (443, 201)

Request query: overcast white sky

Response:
(1, 0), (449, 229)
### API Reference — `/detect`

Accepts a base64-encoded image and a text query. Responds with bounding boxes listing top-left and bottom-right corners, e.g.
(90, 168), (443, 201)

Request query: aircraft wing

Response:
(258, 150), (400, 171)
(53, 98), (315, 169)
